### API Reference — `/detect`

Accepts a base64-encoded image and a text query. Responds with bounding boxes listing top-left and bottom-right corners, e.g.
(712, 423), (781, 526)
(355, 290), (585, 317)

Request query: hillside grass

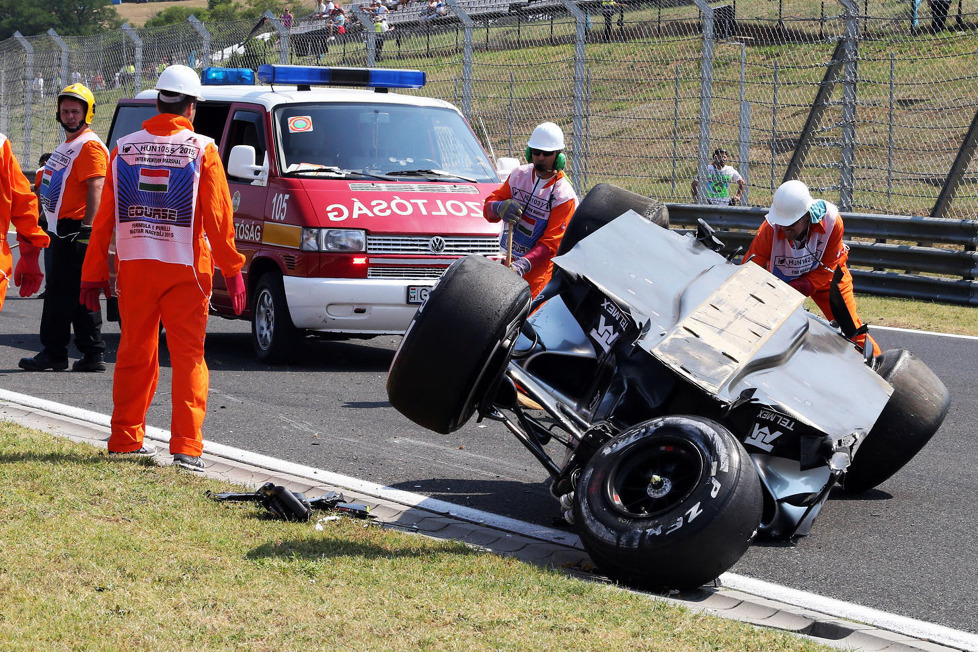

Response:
(114, 0), (209, 27)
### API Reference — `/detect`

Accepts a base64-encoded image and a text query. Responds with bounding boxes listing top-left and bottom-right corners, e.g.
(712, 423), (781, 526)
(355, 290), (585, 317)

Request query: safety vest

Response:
(39, 130), (108, 231)
(768, 202), (843, 282)
(497, 164), (577, 257)
(113, 127), (212, 267)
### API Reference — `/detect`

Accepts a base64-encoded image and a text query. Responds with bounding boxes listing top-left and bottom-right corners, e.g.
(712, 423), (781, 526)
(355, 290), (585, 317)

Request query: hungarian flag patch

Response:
(138, 168), (170, 192)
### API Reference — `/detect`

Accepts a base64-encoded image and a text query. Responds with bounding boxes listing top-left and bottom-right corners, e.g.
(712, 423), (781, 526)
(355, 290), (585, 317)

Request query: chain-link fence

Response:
(3, 0), (978, 218)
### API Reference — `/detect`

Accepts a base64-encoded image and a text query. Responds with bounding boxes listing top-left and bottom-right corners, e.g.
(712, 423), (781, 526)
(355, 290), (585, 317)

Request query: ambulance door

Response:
(218, 109), (270, 313)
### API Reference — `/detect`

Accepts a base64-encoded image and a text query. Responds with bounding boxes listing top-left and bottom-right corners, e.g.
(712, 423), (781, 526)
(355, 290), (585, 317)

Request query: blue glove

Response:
(510, 256), (531, 277)
(808, 200), (827, 224)
(491, 199), (523, 224)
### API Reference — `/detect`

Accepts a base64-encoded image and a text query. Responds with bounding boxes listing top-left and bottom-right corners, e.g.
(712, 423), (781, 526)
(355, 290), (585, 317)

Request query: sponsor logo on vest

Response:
(126, 205), (180, 222)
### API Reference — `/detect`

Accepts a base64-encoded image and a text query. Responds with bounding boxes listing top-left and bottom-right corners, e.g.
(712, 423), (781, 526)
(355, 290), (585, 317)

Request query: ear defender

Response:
(526, 148), (567, 171)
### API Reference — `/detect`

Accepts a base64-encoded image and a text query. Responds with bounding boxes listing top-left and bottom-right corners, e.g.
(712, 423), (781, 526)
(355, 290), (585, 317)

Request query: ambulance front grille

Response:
(366, 235), (499, 256)
(367, 267), (448, 280)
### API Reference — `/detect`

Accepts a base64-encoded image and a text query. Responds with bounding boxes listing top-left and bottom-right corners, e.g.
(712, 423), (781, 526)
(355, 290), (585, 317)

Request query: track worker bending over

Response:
(0, 133), (49, 313)
(80, 65), (246, 470)
(483, 122), (578, 297)
(20, 84), (108, 372)
(743, 179), (879, 356)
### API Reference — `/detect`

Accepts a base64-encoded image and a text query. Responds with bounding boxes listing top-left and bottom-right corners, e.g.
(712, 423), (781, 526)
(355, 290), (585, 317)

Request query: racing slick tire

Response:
(557, 183), (669, 256)
(842, 349), (950, 493)
(251, 272), (302, 364)
(574, 415), (763, 591)
(387, 254), (532, 434)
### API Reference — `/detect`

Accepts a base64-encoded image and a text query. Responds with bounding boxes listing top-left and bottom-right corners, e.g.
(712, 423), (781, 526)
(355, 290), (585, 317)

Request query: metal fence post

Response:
(887, 52), (894, 210)
(47, 29), (68, 90)
(838, 0), (859, 211)
(13, 31), (33, 164)
(0, 68), (7, 136)
(122, 24), (143, 96)
(263, 11), (289, 64)
(740, 100), (751, 206)
(188, 15), (211, 69)
(672, 64), (680, 196)
(354, 7), (376, 67)
(559, 0), (588, 191)
(771, 61), (778, 195)
(508, 71), (514, 157)
(445, 0), (473, 120)
(739, 43), (749, 205)
(693, 0), (715, 205)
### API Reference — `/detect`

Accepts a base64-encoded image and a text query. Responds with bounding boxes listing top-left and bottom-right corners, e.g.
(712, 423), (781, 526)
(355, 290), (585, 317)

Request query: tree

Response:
(0, 0), (121, 40)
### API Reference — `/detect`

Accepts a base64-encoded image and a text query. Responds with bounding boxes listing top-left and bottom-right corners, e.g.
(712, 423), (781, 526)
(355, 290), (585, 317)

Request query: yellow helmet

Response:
(57, 83), (96, 124)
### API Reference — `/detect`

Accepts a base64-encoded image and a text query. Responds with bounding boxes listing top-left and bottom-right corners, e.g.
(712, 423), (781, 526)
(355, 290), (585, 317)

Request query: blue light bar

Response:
(201, 67), (256, 86)
(256, 65), (426, 89)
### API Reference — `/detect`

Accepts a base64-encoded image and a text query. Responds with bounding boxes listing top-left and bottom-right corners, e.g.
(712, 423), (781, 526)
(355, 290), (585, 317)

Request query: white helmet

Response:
(766, 179), (815, 226)
(527, 122), (565, 151)
(155, 64), (205, 102)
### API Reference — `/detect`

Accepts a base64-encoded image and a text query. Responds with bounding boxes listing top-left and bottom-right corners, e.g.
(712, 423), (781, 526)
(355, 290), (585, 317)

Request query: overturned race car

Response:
(386, 184), (951, 591)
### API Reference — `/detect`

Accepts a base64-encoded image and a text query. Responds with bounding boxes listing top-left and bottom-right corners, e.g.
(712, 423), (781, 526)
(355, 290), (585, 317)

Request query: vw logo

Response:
(428, 236), (447, 254)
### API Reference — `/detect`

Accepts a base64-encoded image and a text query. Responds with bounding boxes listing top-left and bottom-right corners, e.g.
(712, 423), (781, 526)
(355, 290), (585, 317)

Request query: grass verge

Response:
(0, 423), (832, 651)
(849, 294), (978, 336)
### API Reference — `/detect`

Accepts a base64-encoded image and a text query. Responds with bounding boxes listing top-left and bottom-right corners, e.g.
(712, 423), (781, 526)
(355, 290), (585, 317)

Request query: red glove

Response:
(14, 237), (43, 298)
(79, 281), (110, 312)
(225, 272), (246, 315)
(788, 275), (815, 297)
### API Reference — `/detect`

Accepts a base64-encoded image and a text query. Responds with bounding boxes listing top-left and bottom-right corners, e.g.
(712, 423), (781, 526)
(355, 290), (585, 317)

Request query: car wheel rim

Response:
(605, 435), (704, 519)
(256, 290), (274, 351)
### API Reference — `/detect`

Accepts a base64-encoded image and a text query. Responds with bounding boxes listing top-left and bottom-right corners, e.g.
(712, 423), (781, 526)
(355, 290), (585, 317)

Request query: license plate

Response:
(407, 285), (431, 305)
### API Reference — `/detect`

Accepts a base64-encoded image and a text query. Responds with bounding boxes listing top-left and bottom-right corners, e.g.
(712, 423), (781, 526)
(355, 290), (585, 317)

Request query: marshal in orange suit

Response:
(81, 65), (246, 471)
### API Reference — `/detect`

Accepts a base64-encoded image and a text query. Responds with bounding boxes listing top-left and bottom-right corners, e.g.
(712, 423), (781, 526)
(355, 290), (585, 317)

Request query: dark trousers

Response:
(39, 220), (104, 358)
(932, 0), (951, 31)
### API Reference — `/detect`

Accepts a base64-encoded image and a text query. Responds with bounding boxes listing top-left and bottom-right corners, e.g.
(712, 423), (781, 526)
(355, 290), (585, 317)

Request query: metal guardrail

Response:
(666, 203), (978, 306)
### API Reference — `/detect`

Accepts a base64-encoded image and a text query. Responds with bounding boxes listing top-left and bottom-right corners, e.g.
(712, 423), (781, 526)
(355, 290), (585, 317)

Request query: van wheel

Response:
(251, 273), (302, 364)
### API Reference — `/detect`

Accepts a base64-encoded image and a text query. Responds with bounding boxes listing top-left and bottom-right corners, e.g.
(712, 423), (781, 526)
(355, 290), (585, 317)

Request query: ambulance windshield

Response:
(275, 103), (498, 182)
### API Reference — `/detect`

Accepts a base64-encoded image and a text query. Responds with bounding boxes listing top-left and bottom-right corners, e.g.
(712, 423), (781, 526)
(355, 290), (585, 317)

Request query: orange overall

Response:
(82, 113), (245, 455)
(0, 135), (49, 313)
(744, 215), (879, 355)
(483, 166), (577, 297)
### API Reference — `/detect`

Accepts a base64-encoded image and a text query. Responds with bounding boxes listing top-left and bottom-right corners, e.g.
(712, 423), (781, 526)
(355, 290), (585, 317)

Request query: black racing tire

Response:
(574, 415), (763, 591)
(842, 349), (950, 493)
(557, 183), (669, 256)
(251, 272), (302, 364)
(387, 255), (532, 434)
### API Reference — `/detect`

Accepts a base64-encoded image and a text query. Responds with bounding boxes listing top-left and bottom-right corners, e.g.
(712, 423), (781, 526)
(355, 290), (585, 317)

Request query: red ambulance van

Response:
(106, 65), (515, 362)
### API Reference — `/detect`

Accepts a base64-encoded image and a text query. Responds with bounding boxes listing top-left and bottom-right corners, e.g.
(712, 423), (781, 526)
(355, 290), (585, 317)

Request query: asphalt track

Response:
(0, 276), (975, 636)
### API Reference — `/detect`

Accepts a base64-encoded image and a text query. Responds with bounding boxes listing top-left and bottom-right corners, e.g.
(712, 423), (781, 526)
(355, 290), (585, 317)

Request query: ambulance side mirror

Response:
(228, 145), (268, 186)
(496, 156), (519, 182)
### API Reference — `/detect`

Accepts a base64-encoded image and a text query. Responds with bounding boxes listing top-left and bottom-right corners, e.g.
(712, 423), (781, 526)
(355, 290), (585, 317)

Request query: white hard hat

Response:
(765, 179), (815, 226)
(527, 122), (565, 151)
(155, 64), (205, 102)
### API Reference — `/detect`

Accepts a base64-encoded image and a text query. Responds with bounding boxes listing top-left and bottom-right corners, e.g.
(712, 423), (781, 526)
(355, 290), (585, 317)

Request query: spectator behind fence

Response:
(282, 7), (293, 28)
(691, 147), (745, 206)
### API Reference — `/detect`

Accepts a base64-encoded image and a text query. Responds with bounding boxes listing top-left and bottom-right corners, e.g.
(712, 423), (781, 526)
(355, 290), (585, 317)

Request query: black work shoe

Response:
(108, 444), (157, 457)
(173, 454), (205, 472)
(72, 352), (106, 372)
(18, 350), (69, 372)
